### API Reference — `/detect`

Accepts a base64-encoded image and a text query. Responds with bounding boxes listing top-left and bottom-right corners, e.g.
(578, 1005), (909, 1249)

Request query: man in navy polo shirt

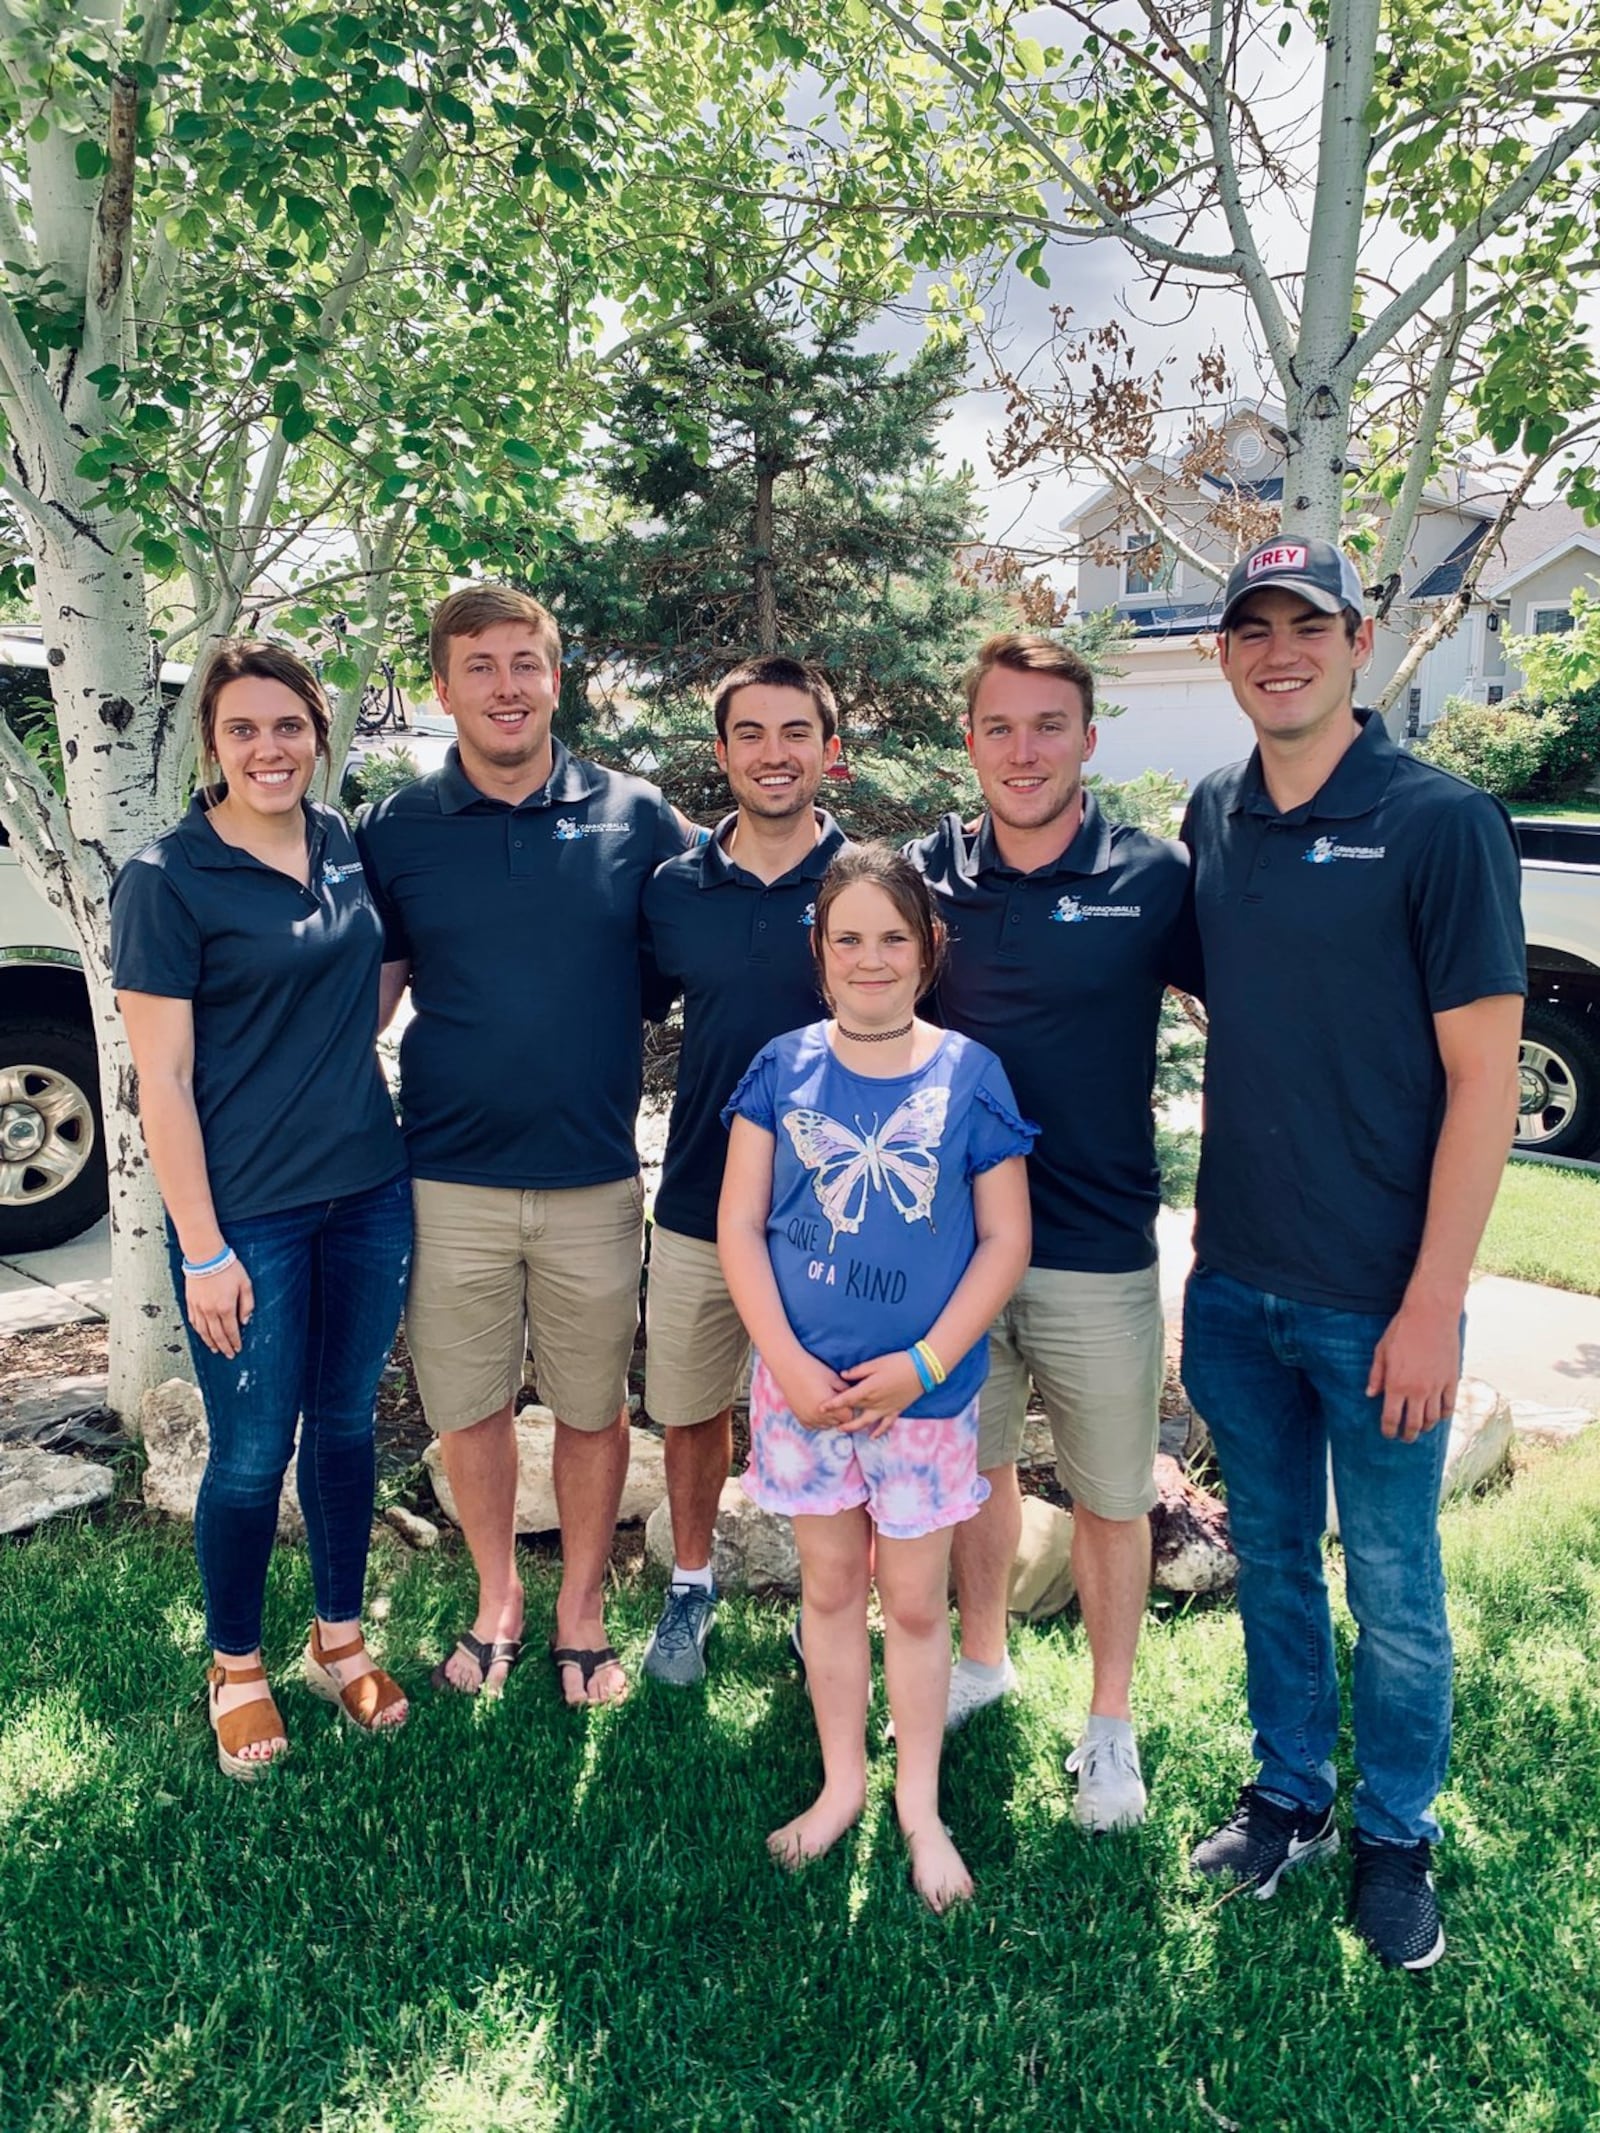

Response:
(907, 632), (1195, 1831)
(357, 586), (692, 1706)
(1181, 535), (1524, 1969)
(638, 656), (846, 1686)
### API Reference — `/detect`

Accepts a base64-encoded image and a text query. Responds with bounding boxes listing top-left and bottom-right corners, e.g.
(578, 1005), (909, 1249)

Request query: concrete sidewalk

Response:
(5, 1211), (1600, 1426)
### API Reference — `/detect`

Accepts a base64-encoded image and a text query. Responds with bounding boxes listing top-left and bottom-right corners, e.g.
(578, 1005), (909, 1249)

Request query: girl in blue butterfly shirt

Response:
(720, 843), (1035, 1911)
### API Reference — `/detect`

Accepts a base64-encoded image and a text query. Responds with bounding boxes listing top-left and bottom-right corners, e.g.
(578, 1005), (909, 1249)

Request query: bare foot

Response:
(767, 1786), (866, 1870)
(440, 1595), (525, 1696)
(902, 1817), (973, 1914)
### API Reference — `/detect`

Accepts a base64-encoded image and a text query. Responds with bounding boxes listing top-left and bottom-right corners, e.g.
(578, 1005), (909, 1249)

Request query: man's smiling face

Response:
(1220, 587), (1375, 745)
(716, 684), (839, 823)
(966, 664), (1096, 836)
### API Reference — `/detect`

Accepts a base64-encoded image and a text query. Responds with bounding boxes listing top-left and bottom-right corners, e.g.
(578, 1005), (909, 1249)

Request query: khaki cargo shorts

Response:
(643, 1223), (751, 1427)
(406, 1176), (645, 1434)
(978, 1261), (1163, 1520)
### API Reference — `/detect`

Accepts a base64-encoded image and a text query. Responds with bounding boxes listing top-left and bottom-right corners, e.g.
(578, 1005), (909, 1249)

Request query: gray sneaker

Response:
(944, 1654), (1019, 1732)
(642, 1583), (717, 1687)
(1065, 1725), (1148, 1831)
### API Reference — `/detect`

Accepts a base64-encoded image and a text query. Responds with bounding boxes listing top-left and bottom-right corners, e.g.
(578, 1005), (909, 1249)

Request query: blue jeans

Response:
(1181, 1263), (1455, 1846)
(168, 1174), (412, 1655)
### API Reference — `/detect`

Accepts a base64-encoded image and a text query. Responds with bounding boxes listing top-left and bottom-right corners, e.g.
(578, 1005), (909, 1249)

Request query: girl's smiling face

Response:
(210, 676), (322, 819)
(820, 880), (929, 1031)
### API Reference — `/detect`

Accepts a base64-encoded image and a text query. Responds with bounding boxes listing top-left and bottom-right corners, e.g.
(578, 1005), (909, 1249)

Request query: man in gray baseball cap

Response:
(1218, 535), (1366, 632)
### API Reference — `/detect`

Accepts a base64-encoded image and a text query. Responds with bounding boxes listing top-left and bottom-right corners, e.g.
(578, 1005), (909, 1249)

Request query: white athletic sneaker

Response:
(1066, 1725), (1148, 1831)
(944, 1655), (1019, 1732)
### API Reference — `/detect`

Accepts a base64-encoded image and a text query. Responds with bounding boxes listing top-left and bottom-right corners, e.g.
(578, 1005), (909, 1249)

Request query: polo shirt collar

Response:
(436, 736), (599, 814)
(699, 809), (846, 888)
(175, 791), (328, 872)
(971, 790), (1112, 881)
(1237, 709), (1399, 823)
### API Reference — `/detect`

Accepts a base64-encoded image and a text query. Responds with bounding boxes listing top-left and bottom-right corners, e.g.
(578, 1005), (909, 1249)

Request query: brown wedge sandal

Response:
(206, 1660), (289, 1780)
(303, 1623), (409, 1733)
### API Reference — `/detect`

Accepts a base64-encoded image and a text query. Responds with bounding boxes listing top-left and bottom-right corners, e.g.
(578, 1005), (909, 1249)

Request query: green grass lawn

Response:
(3, 1437), (1600, 2132)
(1506, 797), (1600, 821)
(1478, 1160), (1600, 1295)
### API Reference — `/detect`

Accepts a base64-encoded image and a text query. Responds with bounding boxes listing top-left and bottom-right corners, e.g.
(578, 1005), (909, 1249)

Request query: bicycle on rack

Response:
(354, 657), (406, 736)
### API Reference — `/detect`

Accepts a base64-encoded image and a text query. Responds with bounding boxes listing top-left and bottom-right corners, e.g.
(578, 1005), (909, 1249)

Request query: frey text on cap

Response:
(1248, 543), (1308, 578)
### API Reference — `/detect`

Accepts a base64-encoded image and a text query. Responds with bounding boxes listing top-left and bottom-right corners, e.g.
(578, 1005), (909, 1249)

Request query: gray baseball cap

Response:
(1219, 536), (1365, 631)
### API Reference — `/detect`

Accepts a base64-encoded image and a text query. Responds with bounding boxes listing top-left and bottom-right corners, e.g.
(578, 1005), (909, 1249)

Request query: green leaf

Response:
(75, 139), (109, 181)
(281, 404), (317, 443)
(171, 112), (209, 145)
(138, 535), (178, 574)
(282, 21), (322, 57)
(503, 437), (543, 467)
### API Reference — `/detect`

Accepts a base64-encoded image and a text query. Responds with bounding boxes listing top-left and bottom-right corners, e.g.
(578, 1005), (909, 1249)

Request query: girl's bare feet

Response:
(767, 1785), (866, 1869)
(902, 1817), (973, 1913)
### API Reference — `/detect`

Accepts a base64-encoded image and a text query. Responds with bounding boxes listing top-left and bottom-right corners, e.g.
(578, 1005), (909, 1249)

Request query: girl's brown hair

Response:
(810, 842), (947, 1005)
(195, 639), (332, 798)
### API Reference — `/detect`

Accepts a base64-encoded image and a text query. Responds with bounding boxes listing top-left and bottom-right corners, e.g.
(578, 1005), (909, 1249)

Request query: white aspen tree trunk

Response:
(1276, 0), (1380, 540)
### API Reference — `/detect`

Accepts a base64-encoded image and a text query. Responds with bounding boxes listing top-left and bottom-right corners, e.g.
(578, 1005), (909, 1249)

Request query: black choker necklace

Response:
(836, 1018), (913, 1044)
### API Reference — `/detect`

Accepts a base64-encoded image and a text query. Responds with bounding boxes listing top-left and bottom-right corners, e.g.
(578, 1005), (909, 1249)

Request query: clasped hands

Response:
(777, 1349), (928, 1438)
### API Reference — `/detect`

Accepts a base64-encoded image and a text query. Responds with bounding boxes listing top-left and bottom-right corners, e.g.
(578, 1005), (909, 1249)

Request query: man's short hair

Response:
(430, 585), (561, 682)
(963, 633), (1095, 726)
(712, 655), (839, 745)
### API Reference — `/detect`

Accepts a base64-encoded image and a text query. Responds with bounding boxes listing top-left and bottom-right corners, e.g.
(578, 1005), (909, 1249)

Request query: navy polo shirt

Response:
(1182, 712), (1526, 1316)
(907, 796), (1195, 1273)
(110, 796), (405, 1226)
(355, 740), (688, 1189)
(643, 810), (847, 1243)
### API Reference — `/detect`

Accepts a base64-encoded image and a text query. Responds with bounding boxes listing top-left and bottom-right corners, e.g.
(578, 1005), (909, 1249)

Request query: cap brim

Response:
(1219, 576), (1346, 632)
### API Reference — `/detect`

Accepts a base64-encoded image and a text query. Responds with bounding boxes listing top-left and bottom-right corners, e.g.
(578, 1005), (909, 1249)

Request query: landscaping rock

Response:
(1017, 1418), (1056, 1472)
(424, 1408), (667, 1534)
(139, 1377), (305, 1540)
(1008, 1496), (1076, 1621)
(1150, 1453), (1236, 1593)
(384, 1504), (439, 1550)
(0, 1443), (114, 1534)
(645, 1479), (801, 1594)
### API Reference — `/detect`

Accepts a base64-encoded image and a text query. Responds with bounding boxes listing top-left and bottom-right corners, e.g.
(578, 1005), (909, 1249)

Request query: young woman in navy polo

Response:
(112, 642), (410, 1778)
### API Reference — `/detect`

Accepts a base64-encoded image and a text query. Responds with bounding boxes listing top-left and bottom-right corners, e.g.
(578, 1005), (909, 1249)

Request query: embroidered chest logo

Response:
(782, 1087), (948, 1250)
(1304, 836), (1386, 865)
(1050, 894), (1142, 923)
(799, 901), (815, 928)
(554, 817), (629, 842)
(321, 860), (362, 887)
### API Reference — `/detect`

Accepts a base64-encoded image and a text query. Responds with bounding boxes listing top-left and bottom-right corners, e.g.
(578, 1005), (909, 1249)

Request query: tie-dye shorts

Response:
(742, 1354), (990, 1541)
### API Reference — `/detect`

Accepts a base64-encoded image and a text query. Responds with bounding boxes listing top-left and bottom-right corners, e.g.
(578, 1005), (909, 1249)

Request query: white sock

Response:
(1082, 1712), (1136, 1744)
(956, 1654), (1009, 1686)
(671, 1561), (714, 1593)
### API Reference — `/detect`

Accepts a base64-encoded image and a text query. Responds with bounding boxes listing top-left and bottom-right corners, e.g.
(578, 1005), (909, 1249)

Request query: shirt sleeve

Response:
(1409, 794), (1527, 1012)
(353, 805), (411, 962)
(110, 855), (202, 998)
(653, 792), (700, 867)
(967, 1054), (1040, 1176)
(721, 1041), (779, 1134)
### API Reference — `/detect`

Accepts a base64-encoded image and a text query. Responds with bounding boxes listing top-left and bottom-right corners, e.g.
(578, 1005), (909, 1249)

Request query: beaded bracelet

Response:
(181, 1245), (236, 1279)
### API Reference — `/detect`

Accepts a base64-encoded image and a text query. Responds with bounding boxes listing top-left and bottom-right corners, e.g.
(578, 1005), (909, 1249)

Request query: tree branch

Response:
(1351, 106), (1600, 375)
(1087, 454), (1228, 588)
(81, 70), (139, 386)
(862, 0), (1242, 276)
(1371, 263), (1469, 601)
(0, 707), (98, 909)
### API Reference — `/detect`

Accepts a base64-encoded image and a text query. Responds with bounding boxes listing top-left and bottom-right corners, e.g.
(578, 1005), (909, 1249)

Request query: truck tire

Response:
(1517, 1001), (1600, 1159)
(0, 1016), (108, 1254)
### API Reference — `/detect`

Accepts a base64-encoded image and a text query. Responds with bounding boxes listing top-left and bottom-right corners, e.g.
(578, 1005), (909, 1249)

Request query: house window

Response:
(1531, 606), (1575, 635)
(1123, 533), (1174, 598)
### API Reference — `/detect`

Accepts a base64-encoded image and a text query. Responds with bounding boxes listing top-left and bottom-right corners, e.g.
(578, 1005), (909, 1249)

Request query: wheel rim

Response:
(1517, 1038), (1580, 1145)
(0, 1062), (97, 1211)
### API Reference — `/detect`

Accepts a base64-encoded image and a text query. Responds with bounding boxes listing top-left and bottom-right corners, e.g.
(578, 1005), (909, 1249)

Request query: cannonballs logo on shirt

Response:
(554, 816), (630, 841)
(1050, 894), (1142, 924)
(321, 860), (362, 886)
(800, 901), (816, 928)
(1305, 835), (1386, 865)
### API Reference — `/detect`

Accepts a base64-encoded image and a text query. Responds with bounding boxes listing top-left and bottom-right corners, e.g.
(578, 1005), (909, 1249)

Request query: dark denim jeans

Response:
(1181, 1262), (1456, 1846)
(168, 1174), (412, 1655)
